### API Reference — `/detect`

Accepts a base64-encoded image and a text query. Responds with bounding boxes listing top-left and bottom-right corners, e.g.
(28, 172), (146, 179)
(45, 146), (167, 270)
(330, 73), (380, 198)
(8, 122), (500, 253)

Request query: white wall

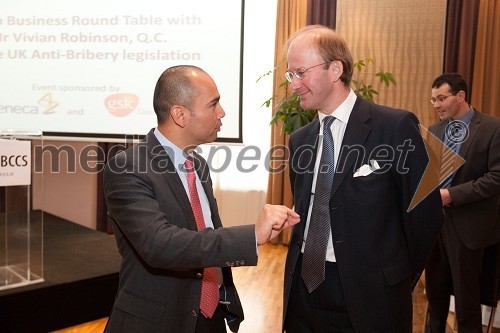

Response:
(33, 0), (278, 229)
(205, 0), (278, 227)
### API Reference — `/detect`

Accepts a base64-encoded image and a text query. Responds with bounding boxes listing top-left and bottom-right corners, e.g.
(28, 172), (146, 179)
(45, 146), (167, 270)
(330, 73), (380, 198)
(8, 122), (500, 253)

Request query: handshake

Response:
(255, 204), (300, 245)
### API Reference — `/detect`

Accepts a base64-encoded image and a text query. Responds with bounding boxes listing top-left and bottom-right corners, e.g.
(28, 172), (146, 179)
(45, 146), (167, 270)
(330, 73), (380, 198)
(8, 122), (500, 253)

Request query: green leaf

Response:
(354, 59), (366, 72)
(376, 71), (397, 87)
(279, 80), (289, 89)
(256, 70), (273, 83)
(261, 97), (273, 108)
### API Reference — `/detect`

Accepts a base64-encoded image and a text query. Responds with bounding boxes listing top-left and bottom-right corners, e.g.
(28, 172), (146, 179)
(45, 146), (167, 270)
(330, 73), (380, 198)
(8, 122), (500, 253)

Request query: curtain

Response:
(470, 0), (499, 118)
(266, 0), (308, 210)
(266, 0), (308, 244)
(307, 0), (337, 27)
(443, 0), (480, 93)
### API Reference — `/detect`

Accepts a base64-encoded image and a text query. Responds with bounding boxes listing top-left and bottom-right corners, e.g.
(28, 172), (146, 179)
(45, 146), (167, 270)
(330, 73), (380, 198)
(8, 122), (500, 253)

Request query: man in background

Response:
(425, 73), (500, 333)
(103, 65), (299, 333)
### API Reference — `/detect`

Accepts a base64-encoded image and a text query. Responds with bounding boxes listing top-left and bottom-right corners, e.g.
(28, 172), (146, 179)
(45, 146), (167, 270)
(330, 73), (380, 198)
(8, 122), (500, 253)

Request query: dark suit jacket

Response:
(429, 110), (500, 249)
(283, 97), (444, 332)
(103, 129), (257, 333)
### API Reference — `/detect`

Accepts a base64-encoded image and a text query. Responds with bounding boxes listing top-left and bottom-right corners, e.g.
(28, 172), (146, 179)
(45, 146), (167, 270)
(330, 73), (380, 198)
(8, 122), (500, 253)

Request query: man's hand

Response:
(255, 204), (300, 245)
(440, 188), (452, 206)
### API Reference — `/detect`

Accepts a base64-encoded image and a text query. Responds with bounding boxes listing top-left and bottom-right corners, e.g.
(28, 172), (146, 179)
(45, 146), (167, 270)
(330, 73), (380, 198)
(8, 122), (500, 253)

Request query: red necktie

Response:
(185, 156), (220, 318)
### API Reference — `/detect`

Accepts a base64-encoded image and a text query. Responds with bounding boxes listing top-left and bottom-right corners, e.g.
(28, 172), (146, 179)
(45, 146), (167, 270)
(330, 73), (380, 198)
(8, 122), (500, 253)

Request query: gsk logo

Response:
(104, 94), (139, 117)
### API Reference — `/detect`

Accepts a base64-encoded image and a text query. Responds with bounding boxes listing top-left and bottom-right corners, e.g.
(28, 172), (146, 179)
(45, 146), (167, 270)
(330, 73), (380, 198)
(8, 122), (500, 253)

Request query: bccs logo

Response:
(1, 155), (28, 167)
(104, 93), (139, 117)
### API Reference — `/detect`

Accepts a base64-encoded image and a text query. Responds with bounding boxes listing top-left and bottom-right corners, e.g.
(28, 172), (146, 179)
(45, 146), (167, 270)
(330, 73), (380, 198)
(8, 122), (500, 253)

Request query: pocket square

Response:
(353, 160), (381, 177)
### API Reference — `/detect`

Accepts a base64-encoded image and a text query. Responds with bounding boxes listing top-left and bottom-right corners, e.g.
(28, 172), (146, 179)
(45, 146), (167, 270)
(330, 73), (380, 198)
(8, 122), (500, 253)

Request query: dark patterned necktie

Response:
(439, 122), (461, 188)
(185, 157), (219, 318)
(301, 116), (336, 293)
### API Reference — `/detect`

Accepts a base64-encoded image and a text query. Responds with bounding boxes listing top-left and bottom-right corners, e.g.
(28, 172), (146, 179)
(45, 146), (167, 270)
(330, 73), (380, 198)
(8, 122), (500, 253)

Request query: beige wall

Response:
(33, 140), (98, 229)
(336, 0), (447, 128)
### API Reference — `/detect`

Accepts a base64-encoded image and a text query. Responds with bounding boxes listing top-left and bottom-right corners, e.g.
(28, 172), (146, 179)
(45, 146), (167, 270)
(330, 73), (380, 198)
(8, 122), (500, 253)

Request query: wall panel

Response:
(336, 0), (447, 127)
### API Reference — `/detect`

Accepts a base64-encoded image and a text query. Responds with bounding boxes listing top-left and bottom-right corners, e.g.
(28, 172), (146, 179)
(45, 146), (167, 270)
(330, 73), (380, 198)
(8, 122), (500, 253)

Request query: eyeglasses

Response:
(284, 62), (330, 83)
(430, 94), (455, 105)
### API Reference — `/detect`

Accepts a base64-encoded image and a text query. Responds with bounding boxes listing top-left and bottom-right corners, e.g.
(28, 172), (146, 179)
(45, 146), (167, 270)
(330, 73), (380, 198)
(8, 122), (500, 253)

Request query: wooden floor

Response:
(52, 243), (498, 333)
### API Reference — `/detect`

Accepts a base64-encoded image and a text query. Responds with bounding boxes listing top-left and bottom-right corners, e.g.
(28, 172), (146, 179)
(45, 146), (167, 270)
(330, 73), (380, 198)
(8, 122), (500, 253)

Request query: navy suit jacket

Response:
(283, 97), (444, 332)
(103, 129), (257, 333)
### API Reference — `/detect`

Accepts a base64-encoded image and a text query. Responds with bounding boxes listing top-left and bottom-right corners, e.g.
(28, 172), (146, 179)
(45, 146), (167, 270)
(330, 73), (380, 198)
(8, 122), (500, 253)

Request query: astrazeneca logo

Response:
(38, 92), (59, 114)
(0, 155), (29, 167)
(104, 93), (139, 117)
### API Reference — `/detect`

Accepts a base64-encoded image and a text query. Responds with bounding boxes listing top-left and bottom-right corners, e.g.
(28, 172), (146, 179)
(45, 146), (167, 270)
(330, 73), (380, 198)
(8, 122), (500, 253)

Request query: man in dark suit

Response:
(103, 65), (299, 333)
(281, 25), (444, 332)
(425, 73), (500, 333)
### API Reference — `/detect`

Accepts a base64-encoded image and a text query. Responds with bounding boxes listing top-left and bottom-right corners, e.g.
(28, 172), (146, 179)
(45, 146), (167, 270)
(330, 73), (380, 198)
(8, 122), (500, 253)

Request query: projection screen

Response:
(0, 0), (244, 142)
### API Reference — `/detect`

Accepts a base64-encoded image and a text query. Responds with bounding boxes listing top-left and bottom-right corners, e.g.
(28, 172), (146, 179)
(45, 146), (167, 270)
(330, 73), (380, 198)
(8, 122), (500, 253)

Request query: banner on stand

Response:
(0, 139), (31, 186)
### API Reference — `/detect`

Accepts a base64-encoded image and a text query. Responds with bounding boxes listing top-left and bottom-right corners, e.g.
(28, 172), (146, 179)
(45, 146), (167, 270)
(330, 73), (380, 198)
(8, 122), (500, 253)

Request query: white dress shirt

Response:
(301, 89), (357, 262)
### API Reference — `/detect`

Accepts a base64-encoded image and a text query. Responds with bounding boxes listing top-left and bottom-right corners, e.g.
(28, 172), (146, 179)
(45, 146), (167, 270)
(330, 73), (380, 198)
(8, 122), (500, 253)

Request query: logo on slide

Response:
(38, 92), (59, 114)
(104, 93), (139, 117)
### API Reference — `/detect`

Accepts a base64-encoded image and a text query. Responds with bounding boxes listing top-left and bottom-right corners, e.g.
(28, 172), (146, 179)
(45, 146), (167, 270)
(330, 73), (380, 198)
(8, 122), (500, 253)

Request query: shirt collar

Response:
(317, 89), (356, 125)
(153, 127), (190, 172)
(448, 106), (474, 127)
(454, 106), (475, 125)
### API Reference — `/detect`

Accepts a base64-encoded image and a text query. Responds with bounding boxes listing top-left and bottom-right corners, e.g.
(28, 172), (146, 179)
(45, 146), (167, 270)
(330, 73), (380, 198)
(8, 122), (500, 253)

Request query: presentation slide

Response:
(0, 0), (243, 142)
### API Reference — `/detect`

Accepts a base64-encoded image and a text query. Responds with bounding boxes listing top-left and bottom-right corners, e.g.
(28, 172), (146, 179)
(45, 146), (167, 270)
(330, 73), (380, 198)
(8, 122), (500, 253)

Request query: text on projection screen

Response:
(0, 0), (243, 141)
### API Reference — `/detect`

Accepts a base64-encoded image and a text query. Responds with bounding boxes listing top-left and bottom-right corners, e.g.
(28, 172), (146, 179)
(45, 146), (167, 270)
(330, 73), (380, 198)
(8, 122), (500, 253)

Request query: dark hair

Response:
(432, 73), (469, 102)
(153, 65), (206, 123)
(286, 25), (354, 87)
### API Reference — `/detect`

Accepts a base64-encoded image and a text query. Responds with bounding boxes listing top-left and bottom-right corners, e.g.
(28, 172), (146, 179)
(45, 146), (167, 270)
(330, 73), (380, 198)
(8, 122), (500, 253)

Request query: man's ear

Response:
(170, 106), (186, 127)
(331, 60), (343, 82)
(456, 90), (466, 103)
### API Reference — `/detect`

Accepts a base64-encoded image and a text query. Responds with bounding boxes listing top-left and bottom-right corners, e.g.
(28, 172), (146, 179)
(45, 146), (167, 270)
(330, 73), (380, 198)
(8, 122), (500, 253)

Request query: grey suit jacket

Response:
(429, 110), (500, 249)
(284, 97), (444, 332)
(103, 129), (257, 333)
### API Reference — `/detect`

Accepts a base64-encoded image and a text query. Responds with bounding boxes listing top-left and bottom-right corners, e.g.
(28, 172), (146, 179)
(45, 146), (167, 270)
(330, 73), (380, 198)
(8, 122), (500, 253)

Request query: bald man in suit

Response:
(103, 65), (299, 333)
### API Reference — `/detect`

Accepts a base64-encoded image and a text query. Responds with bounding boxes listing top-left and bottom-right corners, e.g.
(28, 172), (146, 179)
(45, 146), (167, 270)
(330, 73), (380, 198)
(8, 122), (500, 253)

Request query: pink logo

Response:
(104, 94), (139, 117)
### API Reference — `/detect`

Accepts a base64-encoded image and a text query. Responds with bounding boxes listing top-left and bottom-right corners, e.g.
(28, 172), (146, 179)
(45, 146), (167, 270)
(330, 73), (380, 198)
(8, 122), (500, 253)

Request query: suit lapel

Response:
(432, 121), (447, 141)
(330, 98), (371, 198)
(457, 109), (480, 158)
(430, 110), (480, 160)
(146, 131), (198, 231)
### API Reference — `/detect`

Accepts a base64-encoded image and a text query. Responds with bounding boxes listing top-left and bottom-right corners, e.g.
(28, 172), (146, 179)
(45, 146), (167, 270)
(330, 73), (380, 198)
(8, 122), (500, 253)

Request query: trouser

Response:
(425, 218), (484, 333)
(284, 254), (354, 333)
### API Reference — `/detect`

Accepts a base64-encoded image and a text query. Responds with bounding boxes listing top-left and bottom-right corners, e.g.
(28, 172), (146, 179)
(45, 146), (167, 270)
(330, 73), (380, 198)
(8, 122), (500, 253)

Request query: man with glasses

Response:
(282, 25), (444, 332)
(425, 73), (500, 333)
